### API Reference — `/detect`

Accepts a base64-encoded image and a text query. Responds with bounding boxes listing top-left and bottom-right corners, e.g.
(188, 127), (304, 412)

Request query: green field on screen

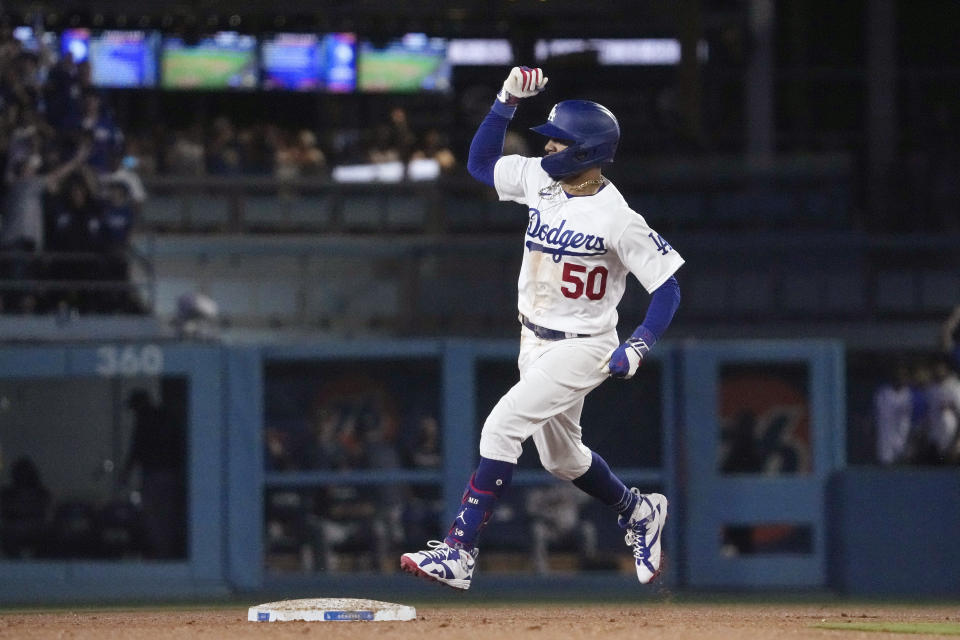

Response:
(358, 55), (442, 91)
(162, 50), (254, 88)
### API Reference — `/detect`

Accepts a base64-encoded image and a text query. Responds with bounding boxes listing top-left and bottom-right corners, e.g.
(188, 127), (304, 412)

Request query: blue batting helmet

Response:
(530, 100), (620, 179)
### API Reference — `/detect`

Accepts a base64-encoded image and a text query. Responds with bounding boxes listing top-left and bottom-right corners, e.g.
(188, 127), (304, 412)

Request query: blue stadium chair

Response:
(185, 194), (231, 230)
(244, 195), (335, 232)
(286, 195), (335, 230)
(140, 194), (186, 230)
(339, 195), (384, 231)
(242, 195), (286, 230)
(385, 195), (427, 230)
(442, 195), (494, 232)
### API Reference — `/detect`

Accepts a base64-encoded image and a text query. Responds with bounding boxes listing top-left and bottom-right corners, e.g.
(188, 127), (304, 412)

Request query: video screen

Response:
(161, 31), (257, 89)
(357, 33), (449, 93)
(260, 32), (356, 92)
(89, 30), (160, 88)
(534, 38), (708, 66)
(60, 28), (91, 63)
(13, 26), (58, 55)
(446, 39), (514, 66)
(322, 32), (357, 93)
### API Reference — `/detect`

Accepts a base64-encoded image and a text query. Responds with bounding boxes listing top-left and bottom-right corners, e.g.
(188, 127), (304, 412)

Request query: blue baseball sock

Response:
(444, 457), (514, 550)
(572, 451), (638, 517)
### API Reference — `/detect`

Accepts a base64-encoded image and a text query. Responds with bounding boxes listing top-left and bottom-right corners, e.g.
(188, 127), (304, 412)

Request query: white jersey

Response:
(494, 154), (684, 335)
(927, 374), (960, 455)
(873, 384), (914, 464)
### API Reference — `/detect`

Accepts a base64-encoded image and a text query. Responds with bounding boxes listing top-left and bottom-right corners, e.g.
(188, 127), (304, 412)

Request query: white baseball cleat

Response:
(618, 489), (668, 584)
(400, 540), (478, 590)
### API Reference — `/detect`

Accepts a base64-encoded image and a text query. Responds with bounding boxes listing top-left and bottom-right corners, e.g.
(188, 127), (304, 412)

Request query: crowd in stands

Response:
(873, 310), (960, 466)
(0, 24), (462, 316)
(124, 103), (458, 181)
(0, 29), (144, 315)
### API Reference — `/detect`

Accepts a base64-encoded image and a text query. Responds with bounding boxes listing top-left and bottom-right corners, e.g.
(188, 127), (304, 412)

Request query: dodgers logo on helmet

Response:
(531, 100), (620, 179)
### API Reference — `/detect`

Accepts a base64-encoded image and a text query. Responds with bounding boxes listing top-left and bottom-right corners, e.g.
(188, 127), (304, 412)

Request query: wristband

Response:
(491, 98), (518, 119)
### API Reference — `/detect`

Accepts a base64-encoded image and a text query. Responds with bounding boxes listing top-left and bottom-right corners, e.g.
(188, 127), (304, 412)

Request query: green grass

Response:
(161, 51), (254, 88)
(357, 54), (441, 91)
(814, 621), (960, 635)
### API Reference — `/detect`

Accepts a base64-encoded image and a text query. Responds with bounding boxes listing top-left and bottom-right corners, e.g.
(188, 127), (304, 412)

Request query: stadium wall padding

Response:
(0, 340), (955, 602)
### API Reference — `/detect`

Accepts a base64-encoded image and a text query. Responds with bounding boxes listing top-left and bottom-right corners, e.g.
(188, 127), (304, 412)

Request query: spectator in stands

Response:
(0, 50), (42, 115)
(79, 90), (124, 173)
(205, 116), (241, 175)
(165, 124), (206, 176)
(365, 106), (417, 166)
(265, 425), (302, 471)
(404, 414), (441, 470)
(120, 388), (187, 559)
(98, 180), (134, 252)
(0, 24), (18, 63)
(275, 129), (326, 179)
(387, 106), (417, 161)
(101, 152), (147, 210)
(2, 130), (90, 313)
(2, 108), (54, 251)
(93, 177), (142, 313)
(42, 52), (83, 134)
(122, 134), (158, 177)
(0, 456), (52, 558)
(873, 362), (915, 465)
(366, 123), (402, 165)
(411, 128), (457, 174)
(43, 163), (103, 312)
(313, 401), (368, 470)
(44, 162), (101, 251)
(237, 122), (280, 175)
(924, 355), (960, 464)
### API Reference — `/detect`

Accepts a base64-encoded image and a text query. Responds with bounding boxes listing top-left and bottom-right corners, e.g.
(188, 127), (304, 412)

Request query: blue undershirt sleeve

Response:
(637, 275), (681, 342)
(467, 100), (517, 187)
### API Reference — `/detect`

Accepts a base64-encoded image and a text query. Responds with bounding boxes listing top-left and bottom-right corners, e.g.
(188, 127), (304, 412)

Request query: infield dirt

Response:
(1, 602), (959, 639)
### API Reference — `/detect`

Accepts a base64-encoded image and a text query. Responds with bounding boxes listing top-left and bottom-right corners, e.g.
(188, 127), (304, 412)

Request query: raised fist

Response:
(497, 66), (548, 105)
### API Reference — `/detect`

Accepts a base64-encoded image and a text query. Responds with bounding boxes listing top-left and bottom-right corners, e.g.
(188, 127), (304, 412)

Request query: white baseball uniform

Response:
(478, 155), (685, 479)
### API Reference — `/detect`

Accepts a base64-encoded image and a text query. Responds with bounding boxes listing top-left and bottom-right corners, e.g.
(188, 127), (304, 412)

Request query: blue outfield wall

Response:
(828, 467), (960, 596)
(0, 338), (956, 603)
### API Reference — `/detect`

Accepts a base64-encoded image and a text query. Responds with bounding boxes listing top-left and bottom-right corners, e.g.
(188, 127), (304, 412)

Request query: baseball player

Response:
(401, 66), (683, 589)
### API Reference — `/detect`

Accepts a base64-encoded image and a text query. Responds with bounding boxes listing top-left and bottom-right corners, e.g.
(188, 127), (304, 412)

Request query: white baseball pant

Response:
(479, 325), (619, 480)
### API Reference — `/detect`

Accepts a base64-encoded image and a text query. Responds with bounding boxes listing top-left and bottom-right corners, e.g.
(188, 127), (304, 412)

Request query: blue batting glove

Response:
(598, 326), (656, 380)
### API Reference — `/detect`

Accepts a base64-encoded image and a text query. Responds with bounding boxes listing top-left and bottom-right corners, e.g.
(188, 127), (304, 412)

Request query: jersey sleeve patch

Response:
(615, 215), (685, 293)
